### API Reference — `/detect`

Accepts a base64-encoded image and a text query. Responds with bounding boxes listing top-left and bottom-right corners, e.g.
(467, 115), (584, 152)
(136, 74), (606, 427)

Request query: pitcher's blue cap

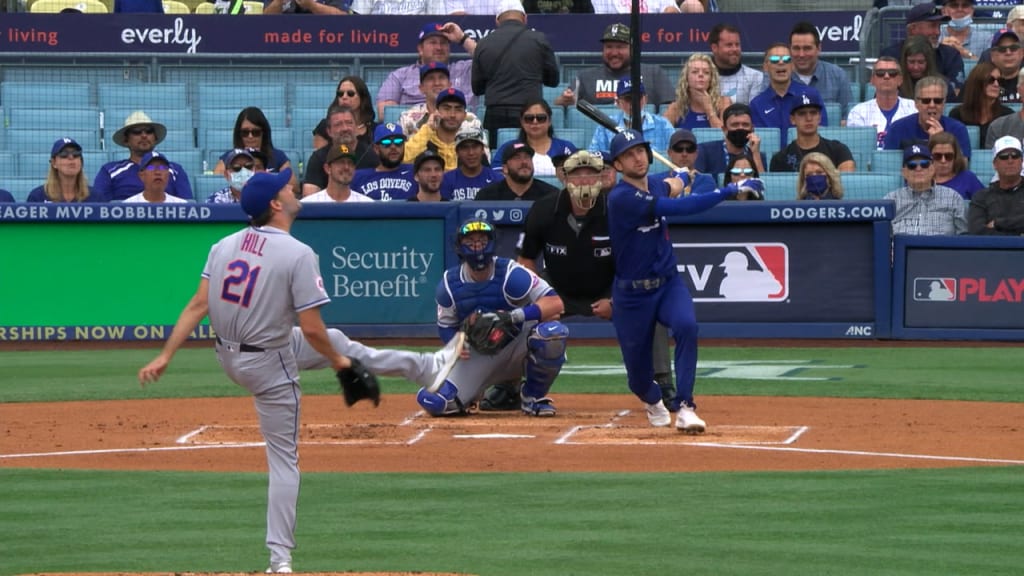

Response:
(241, 168), (292, 218)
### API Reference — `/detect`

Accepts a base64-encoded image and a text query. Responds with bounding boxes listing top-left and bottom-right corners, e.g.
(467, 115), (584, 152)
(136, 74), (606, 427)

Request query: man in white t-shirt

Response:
(846, 57), (917, 149)
(123, 152), (190, 204)
(301, 144), (375, 203)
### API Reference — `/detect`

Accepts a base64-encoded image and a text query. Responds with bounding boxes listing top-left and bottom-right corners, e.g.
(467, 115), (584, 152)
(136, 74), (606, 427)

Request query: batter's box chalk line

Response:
(554, 423), (810, 446)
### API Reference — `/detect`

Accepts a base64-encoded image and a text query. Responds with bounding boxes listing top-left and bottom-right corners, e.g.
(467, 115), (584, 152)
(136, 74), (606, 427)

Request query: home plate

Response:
(452, 433), (536, 439)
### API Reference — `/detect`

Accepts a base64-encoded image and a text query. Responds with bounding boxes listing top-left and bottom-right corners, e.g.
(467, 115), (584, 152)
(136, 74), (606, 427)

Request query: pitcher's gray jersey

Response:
(203, 226), (329, 350)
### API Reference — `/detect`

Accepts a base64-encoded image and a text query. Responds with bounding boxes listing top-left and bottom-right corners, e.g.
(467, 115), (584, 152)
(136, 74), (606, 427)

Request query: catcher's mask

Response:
(456, 218), (496, 271)
(563, 150), (604, 211)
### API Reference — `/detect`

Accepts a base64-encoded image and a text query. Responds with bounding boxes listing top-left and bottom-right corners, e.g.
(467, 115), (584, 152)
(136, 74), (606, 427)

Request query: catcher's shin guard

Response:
(417, 381), (466, 416)
(522, 321), (568, 399)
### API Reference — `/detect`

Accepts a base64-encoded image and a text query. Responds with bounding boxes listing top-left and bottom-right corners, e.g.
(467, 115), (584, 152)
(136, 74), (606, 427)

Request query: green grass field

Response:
(2, 345), (1023, 575)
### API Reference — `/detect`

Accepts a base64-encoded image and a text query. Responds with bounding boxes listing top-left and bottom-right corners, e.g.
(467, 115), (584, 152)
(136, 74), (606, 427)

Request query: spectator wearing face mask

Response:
(693, 103), (766, 184)
(796, 152), (844, 200)
(208, 148), (267, 203)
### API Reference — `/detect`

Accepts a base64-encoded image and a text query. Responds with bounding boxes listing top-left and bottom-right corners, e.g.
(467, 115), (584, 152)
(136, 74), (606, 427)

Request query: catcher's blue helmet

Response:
(455, 218), (496, 271)
(609, 129), (652, 164)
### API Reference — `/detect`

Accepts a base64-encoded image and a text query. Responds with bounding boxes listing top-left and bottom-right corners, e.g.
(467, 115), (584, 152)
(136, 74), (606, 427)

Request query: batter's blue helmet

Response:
(608, 129), (652, 164)
(455, 218), (497, 271)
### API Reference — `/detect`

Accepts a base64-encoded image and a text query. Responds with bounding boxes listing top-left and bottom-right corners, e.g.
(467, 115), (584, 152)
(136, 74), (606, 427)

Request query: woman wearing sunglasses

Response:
(312, 76), (377, 150)
(884, 144), (967, 236)
(948, 62), (1014, 147)
(796, 152), (843, 200)
(214, 107), (292, 179)
(27, 138), (97, 203)
(724, 154), (764, 200)
(492, 99), (575, 177)
(663, 53), (731, 130)
(929, 132), (984, 200)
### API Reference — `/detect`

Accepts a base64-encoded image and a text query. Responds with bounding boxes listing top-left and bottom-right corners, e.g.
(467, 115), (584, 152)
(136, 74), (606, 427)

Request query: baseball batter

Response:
(138, 169), (461, 573)
(605, 129), (761, 433)
(417, 219), (568, 417)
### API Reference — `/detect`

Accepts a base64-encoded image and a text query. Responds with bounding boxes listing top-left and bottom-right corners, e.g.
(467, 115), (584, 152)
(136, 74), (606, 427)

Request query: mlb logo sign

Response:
(674, 243), (789, 302)
(913, 277), (956, 301)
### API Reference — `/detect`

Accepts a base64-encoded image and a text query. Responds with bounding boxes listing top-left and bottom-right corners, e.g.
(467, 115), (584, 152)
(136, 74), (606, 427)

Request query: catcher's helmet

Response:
(455, 218), (496, 271)
(608, 129), (652, 164)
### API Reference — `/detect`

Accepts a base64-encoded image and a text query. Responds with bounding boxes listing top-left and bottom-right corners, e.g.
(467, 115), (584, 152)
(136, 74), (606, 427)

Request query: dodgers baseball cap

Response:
(414, 149), (445, 172)
(550, 142), (578, 165)
(602, 23), (630, 43)
(436, 87), (467, 107)
(906, 2), (948, 24)
(502, 140), (535, 164)
(50, 137), (81, 157)
(992, 135), (1022, 158)
(418, 23), (446, 42)
(419, 61), (450, 80)
(669, 129), (697, 148)
(325, 143), (359, 164)
(617, 78), (645, 98)
(903, 144), (932, 163)
(138, 151), (169, 169)
(224, 147), (256, 165)
(790, 89), (824, 113)
(373, 122), (404, 143)
(241, 168), (292, 218)
(991, 28), (1020, 47)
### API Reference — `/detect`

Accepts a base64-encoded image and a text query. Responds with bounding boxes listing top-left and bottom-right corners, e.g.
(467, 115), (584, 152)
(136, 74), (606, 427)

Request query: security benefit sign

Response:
(670, 225), (876, 322)
(904, 248), (1024, 329)
(294, 219), (444, 324)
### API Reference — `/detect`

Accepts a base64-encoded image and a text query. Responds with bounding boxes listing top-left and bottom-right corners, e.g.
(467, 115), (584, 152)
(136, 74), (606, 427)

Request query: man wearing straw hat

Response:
(92, 111), (193, 202)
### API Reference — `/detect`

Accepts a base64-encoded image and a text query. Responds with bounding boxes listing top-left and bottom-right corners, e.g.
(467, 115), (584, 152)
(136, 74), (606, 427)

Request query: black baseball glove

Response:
(463, 310), (518, 355)
(337, 358), (380, 407)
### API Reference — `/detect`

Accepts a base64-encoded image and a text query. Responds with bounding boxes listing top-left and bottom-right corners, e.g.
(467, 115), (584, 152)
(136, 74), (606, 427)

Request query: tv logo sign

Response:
(674, 243), (789, 302)
(913, 277), (956, 301)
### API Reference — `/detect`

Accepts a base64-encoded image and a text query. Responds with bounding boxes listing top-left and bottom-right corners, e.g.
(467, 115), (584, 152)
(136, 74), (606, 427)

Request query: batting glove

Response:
(738, 178), (765, 200)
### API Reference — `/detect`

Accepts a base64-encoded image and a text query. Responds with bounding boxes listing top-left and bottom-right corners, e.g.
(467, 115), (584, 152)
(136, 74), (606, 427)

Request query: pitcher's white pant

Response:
(290, 327), (440, 387)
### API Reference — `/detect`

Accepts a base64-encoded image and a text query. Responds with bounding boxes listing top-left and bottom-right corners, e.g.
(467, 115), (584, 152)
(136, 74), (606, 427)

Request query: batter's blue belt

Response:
(616, 275), (673, 291)
(216, 336), (264, 353)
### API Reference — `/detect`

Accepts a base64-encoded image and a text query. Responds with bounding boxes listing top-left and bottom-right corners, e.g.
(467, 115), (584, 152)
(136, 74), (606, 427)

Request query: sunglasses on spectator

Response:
(672, 143), (697, 153)
(128, 126), (155, 136)
(874, 69), (900, 78)
(768, 55), (792, 64)
(987, 75), (1001, 85)
(996, 150), (1023, 160)
(241, 128), (263, 138)
(916, 97), (945, 105)
(228, 163), (255, 172)
(730, 167), (754, 175)
(143, 163), (169, 171)
(993, 44), (1021, 54)
(336, 89), (358, 98)
(931, 152), (955, 162)
(56, 149), (82, 159)
(904, 159), (932, 170)
(523, 114), (549, 123)
(378, 137), (406, 147)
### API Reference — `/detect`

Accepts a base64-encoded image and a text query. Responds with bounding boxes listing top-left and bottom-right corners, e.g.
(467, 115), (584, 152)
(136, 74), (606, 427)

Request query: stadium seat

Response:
(969, 152), (995, 184)
(382, 105), (404, 126)
(965, 125), (981, 150)
(160, 149), (204, 176)
(542, 86), (563, 108)
(30, 0), (107, 12)
(290, 107), (325, 144)
(202, 129), (234, 153)
(361, 66), (395, 91)
(790, 125), (877, 169)
(151, 129), (196, 151)
(691, 127), (722, 143)
(196, 83), (287, 113)
(496, 128), (518, 149)
(293, 83), (336, 109)
(193, 174), (228, 201)
(840, 172), (902, 201)
(559, 128), (588, 150)
(102, 107), (194, 134)
(0, 153), (16, 176)
(0, 177), (43, 201)
(17, 150), (106, 177)
(162, 0), (190, 12)
(1, 81), (91, 108)
(7, 129), (99, 152)
(97, 82), (188, 110)
(757, 172), (798, 200)
(870, 149), (904, 174)
(824, 102), (841, 125)
(6, 108), (100, 132)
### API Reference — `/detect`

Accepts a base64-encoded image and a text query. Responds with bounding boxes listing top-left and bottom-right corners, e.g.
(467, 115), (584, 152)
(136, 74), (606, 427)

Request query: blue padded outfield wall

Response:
(8, 199), (1018, 343)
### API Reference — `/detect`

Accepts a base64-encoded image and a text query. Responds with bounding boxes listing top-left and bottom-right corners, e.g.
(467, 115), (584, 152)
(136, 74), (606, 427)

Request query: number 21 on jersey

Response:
(221, 259), (261, 307)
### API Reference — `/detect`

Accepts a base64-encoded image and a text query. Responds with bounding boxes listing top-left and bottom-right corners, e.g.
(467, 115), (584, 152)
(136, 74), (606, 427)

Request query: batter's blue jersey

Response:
(607, 176), (678, 281)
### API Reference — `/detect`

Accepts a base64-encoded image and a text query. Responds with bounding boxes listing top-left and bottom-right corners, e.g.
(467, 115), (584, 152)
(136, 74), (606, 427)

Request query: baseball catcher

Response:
(337, 358), (381, 407)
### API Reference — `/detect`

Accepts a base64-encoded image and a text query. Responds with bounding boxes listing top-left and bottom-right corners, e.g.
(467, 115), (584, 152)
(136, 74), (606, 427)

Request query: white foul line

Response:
(0, 443), (266, 460)
(687, 442), (1024, 465)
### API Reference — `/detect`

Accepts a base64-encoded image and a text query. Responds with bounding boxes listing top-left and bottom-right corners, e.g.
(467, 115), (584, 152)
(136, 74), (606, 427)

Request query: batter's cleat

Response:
(266, 562), (292, 574)
(645, 401), (671, 427)
(479, 380), (522, 411)
(675, 404), (706, 434)
(521, 397), (557, 417)
(427, 331), (466, 393)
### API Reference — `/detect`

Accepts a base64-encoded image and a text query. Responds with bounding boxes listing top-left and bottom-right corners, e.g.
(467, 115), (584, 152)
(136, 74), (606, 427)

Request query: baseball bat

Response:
(575, 99), (680, 171)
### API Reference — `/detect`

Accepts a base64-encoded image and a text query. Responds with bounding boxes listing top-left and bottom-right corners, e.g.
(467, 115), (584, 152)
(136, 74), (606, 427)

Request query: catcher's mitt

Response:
(462, 310), (518, 355)
(337, 358), (381, 407)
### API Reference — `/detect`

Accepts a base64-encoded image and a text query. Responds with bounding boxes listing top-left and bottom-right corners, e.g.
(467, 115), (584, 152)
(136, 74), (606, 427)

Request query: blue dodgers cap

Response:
(373, 122), (404, 143)
(903, 144), (932, 163)
(617, 78), (645, 97)
(991, 28), (1020, 48)
(241, 168), (292, 218)
(436, 87), (467, 107)
(418, 23), (446, 42)
(224, 147), (256, 165)
(419, 61), (450, 80)
(791, 89), (824, 112)
(550, 141), (578, 162)
(51, 137), (81, 157)
(138, 150), (170, 169)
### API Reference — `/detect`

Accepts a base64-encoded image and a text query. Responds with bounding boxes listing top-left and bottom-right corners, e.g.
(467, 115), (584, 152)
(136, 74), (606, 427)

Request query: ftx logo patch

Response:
(675, 243), (789, 302)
